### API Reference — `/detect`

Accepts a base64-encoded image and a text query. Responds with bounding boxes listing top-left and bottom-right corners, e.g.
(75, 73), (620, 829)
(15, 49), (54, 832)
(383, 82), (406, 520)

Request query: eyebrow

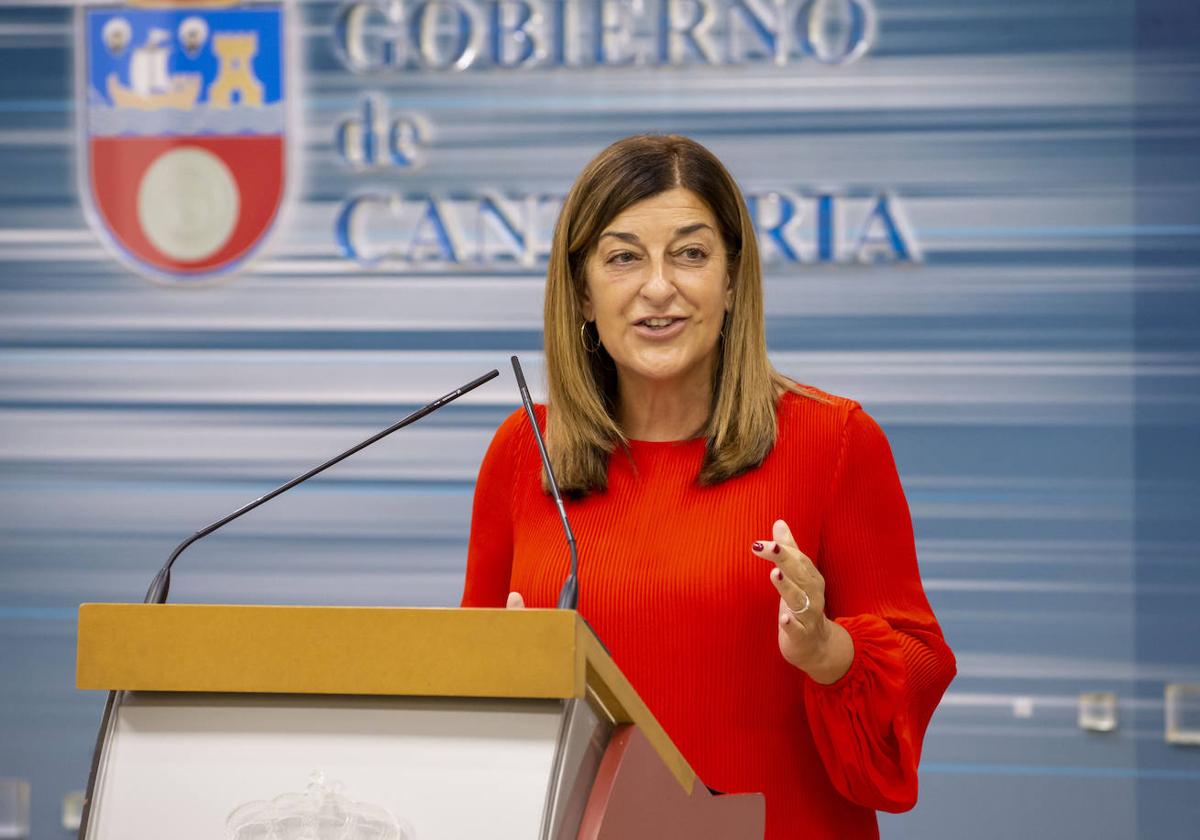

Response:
(598, 222), (715, 245)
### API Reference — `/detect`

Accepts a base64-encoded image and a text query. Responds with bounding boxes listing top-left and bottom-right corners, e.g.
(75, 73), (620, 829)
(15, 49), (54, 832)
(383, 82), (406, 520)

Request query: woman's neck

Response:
(616, 364), (713, 442)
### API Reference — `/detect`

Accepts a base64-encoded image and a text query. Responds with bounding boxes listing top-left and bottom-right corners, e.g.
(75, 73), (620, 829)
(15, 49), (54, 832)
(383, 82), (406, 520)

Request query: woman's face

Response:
(581, 187), (732, 389)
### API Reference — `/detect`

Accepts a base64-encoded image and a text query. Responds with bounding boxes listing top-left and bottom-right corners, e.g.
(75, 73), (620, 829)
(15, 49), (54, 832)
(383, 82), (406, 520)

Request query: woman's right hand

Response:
(506, 591), (525, 609)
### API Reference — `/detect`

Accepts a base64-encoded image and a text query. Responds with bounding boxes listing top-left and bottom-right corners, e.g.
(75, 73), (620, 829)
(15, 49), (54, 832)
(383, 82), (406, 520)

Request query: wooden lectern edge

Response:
(76, 603), (698, 794)
(576, 626), (696, 796)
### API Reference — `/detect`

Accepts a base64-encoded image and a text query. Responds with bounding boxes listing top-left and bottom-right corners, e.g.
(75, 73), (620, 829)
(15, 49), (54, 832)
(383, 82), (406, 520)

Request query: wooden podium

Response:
(76, 604), (764, 839)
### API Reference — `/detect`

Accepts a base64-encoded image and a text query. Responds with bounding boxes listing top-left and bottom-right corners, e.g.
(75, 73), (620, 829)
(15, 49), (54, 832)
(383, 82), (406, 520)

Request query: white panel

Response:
(87, 693), (564, 840)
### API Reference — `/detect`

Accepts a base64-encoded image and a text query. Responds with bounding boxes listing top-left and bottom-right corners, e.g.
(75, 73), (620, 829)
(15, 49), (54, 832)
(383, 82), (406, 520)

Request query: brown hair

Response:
(543, 134), (826, 495)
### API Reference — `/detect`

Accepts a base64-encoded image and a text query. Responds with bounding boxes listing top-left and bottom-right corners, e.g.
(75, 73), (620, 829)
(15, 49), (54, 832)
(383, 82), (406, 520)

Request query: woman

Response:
(461, 134), (956, 840)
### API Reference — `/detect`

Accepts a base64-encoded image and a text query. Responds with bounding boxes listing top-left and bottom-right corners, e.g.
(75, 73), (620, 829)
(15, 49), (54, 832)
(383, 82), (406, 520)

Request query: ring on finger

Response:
(786, 588), (811, 617)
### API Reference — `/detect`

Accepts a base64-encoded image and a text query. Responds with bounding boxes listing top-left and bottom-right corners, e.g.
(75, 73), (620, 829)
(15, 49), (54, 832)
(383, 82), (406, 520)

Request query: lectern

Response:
(76, 604), (764, 839)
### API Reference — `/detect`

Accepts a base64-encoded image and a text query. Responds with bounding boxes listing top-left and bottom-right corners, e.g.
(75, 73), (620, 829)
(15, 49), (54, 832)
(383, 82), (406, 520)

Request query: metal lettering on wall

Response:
(335, 0), (878, 71)
(329, 0), (912, 272)
(333, 190), (916, 268)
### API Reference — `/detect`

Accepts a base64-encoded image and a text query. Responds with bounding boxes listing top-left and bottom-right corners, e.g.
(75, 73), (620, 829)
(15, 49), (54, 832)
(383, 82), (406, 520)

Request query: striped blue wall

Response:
(1, 1), (1198, 837)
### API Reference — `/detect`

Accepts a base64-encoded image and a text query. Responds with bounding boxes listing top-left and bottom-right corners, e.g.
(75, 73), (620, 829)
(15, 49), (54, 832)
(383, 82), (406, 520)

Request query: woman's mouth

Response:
(633, 316), (688, 339)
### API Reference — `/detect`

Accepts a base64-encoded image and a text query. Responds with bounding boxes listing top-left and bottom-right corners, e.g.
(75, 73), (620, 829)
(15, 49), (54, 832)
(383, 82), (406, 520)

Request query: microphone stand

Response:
(510, 356), (579, 610)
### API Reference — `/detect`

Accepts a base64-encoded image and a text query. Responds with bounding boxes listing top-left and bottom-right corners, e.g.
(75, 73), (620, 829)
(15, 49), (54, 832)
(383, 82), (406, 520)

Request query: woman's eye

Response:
(678, 247), (708, 261)
(607, 251), (637, 265)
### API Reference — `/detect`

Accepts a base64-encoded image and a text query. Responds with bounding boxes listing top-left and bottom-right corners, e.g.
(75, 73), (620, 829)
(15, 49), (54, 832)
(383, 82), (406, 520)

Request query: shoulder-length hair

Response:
(543, 134), (826, 495)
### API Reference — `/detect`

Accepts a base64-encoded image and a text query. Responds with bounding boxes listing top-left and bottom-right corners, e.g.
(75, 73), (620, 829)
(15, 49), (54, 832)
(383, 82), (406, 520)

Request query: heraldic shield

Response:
(80, 0), (287, 280)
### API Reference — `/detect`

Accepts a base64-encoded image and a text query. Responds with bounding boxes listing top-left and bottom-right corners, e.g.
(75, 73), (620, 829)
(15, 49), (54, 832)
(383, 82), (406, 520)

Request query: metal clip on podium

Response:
(76, 604), (765, 839)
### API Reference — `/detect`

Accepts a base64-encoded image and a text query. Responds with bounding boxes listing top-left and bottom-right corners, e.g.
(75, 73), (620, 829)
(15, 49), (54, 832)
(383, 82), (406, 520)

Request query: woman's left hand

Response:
(752, 519), (854, 684)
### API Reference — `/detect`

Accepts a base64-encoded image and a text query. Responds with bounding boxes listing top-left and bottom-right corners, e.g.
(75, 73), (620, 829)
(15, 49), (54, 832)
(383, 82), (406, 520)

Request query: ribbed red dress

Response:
(461, 384), (957, 839)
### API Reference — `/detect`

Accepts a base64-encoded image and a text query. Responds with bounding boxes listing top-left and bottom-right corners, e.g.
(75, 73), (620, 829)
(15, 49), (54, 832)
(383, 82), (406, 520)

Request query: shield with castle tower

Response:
(78, 0), (289, 281)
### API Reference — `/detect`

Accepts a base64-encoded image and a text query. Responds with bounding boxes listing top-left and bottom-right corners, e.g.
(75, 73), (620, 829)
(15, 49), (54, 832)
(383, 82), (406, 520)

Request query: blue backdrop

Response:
(0, 0), (1197, 837)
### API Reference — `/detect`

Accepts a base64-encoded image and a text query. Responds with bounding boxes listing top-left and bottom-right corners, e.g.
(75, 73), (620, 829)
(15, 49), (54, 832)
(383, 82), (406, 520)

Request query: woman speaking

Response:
(461, 134), (956, 839)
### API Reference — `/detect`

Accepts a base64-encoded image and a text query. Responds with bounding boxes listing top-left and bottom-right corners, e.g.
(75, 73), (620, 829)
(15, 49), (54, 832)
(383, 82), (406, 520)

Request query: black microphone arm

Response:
(143, 368), (500, 604)
(510, 355), (579, 611)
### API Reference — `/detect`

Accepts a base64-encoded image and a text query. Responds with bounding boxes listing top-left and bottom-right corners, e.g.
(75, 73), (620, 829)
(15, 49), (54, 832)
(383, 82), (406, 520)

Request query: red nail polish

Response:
(772, 568), (782, 581)
(752, 541), (764, 551)
(772, 544), (780, 555)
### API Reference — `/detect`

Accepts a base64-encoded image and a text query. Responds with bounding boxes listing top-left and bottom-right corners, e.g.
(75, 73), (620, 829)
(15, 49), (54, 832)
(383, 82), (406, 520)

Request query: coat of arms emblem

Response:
(78, 0), (289, 281)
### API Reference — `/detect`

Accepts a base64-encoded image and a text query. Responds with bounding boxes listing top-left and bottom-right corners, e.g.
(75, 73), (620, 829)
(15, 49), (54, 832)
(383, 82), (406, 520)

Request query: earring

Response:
(580, 321), (601, 353)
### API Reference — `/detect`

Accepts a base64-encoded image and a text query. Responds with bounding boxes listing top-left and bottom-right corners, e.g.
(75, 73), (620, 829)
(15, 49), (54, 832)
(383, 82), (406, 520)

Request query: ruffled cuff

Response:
(801, 614), (919, 812)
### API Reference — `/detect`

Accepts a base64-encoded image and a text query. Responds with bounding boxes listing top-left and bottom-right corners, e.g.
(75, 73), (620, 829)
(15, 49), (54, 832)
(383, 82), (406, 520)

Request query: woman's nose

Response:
(639, 258), (676, 303)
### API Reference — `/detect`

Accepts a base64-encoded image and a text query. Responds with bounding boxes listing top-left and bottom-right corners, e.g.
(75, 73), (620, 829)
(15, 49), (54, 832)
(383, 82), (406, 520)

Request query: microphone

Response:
(143, 368), (500, 604)
(510, 355), (579, 611)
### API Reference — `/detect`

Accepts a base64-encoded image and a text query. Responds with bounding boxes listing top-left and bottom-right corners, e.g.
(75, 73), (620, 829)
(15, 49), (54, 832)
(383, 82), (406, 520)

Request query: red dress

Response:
(461, 385), (957, 839)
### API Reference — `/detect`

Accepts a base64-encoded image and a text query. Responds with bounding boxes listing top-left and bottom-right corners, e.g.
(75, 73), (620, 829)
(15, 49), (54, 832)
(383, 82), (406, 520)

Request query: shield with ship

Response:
(78, 0), (288, 281)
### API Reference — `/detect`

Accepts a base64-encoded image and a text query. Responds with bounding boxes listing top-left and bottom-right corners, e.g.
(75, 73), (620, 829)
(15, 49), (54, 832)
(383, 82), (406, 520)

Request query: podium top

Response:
(76, 604), (696, 792)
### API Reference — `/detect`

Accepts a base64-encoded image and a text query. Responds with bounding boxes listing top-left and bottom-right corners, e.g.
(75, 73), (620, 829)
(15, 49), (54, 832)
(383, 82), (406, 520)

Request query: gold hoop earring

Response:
(580, 321), (601, 353)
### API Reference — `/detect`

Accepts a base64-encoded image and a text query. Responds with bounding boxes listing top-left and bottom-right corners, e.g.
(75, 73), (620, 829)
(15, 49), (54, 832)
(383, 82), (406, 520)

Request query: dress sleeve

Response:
(802, 403), (957, 813)
(459, 410), (522, 608)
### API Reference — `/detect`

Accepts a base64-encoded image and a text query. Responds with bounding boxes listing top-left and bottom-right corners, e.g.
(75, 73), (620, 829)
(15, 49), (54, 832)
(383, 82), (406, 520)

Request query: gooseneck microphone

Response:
(143, 368), (500, 604)
(510, 355), (580, 611)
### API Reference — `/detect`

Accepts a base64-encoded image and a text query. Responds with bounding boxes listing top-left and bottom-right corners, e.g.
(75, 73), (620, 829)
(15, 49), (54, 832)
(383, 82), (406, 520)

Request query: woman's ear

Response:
(724, 275), (733, 312)
(580, 273), (595, 321)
